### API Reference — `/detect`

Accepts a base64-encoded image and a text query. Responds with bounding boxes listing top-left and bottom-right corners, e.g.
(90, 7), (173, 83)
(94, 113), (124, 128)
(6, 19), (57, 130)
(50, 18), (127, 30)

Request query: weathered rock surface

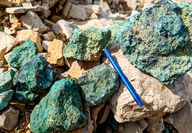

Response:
(5, 5), (41, 14)
(63, 28), (111, 61)
(0, 32), (17, 60)
(30, 78), (86, 133)
(0, 0), (11, 7)
(103, 44), (188, 122)
(16, 30), (43, 52)
(0, 70), (15, 110)
(8, 39), (38, 69)
(47, 39), (64, 66)
(186, 70), (192, 101)
(43, 31), (56, 41)
(52, 20), (79, 40)
(69, 4), (87, 20)
(0, 106), (19, 131)
(116, 0), (192, 85)
(78, 63), (119, 106)
(165, 102), (192, 133)
(13, 54), (56, 102)
(146, 117), (165, 133)
(20, 11), (49, 33)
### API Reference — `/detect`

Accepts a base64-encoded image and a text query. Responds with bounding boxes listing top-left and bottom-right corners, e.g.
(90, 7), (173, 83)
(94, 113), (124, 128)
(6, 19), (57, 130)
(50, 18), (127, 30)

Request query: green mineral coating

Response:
(0, 70), (15, 110)
(78, 63), (119, 106)
(13, 54), (56, 102)
(8, 39), (38, 69)
(116, 0), (192, 85)
(30, 78), (86, 133)
(107, 20), (124, 43)
(178, 2), (192, 40)
(63, 27), (111, 61)
(0, 90), (14, 110)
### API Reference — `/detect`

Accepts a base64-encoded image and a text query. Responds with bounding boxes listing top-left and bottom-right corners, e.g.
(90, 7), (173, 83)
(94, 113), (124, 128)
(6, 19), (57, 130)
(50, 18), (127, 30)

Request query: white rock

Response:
(146, 117), (165, 133)
(69, 4), (87, 20)
(94, 1), (112, 18)
(131, 10), (140, 16)
(20, 11), (49, 33)
(0, 68), (5, 74)
(0, 32), (17, 60)
(103, 44), (188, 122)
(0, 106), (20, 131)
(5, 5), (41, 14)
(42, 41), (50, 51)
(52, 19), (79, 40)
(0, 61), (3, 67)
(143, 2), (154, 9)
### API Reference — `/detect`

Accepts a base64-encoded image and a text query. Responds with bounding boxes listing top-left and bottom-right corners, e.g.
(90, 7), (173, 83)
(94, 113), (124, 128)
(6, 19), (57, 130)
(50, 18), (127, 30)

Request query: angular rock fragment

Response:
(63, 28), (111, 61)
(0, 32), (17, 60)
(116, 0), (192, 85)
(8, 39), (38, 69)
(16, 30), (43, 52)
(43, 31), (56, 41)
(0, 106), (19, 131)
(42, 40), (50, 51)
(69, 4), (87, 20)
(5, 5), (41, 14)
(52, 20), (79, 40)
(0, 0), (11, 7)
(13, 54), (56, 102)
(30, 78), (86, 133)
(20, 11), (49, 33)
(103, 44), (188, 122)
(78, 63), (119, 106)
(146, 117), (165, 133)
(47, 39), (65, 66)
(0, 70), (15, 110)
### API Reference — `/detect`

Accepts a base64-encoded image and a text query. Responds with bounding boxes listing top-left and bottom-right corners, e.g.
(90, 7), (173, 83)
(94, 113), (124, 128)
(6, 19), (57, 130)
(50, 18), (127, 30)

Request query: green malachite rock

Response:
(13, 54), (56, 102)
(63, 28), (111, 61)
(78, 63), (119, 106)
(0, 70), (15, 110)
(116, 0), (192, 85)
(8, 39), (38, 69)
(178, 2), (192, 40)
(107, 20), (124, 44)
(30, 78), (86, 133)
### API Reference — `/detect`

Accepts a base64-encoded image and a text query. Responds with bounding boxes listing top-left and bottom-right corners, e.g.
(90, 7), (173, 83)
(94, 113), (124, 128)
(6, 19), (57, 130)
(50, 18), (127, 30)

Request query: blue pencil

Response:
(104, 49), (143, 107)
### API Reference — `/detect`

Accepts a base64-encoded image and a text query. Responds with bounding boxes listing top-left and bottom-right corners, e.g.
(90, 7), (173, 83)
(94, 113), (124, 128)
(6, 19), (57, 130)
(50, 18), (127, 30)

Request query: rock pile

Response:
(0, 0), (191, 133)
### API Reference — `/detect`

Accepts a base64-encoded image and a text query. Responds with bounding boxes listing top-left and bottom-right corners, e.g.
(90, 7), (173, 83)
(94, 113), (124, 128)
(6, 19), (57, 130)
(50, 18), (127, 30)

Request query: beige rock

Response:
(5, 5), (41, 14)
(103, 44), (188, 122)
(52, 20), (79, 40)
(0, 61), (4, 67)
(69, 4), (87, 20)
(0, 68), (6, 74)
(4, 52), (10, 63)
(47, 39), (64, 66)
(146, 117), (165, 133)
(0, 0), (11, 7)
(119, 119), (148, 133)
(131, 10), (140, 16)
(143, 2), (154, 9)
(21, 11), (49, 33)
(0, 106), (20, 131)
(164, 102), (192, 133)
(43, 31), (56, 41)
(0, 32), (17, 60)
(16, 30), (43, 52)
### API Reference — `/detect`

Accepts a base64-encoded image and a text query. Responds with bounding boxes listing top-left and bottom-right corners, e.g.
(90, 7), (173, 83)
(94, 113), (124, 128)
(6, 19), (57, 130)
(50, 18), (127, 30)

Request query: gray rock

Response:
(69, 4), (87, 20)
(0, 106), (20, 131)
(21, 11), (49, 33)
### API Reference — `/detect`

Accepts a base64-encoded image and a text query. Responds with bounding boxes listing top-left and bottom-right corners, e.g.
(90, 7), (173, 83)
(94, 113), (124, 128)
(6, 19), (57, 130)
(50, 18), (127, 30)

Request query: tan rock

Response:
(16, 30), (43, 52)
(69, 4), (87, 20)
(0, 61), (4, 67)
(62, 0), (72, 18)
(103, 44), (188, 122)
(146, 117), (165, 133)
(143, 2), (154, 9)
(20, 11), (49, 33)
(186, 70), (192, 101)
(43, 31), (56, 41)
(0, 32), (17, 60)
(0, 0), (11, 7)
(5, 5), (41, 14)
(47, 39), (64, 66)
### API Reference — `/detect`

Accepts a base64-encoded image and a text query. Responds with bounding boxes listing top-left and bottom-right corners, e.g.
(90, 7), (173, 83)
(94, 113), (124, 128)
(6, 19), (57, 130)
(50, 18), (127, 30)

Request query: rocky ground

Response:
(0, 0), (192, 133)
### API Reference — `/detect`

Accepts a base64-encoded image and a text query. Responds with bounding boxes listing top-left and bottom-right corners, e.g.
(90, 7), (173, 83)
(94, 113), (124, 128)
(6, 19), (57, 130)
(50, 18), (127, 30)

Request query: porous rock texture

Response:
(63, 27), (111, 61)
(78, 63), (120, 106)
(116, 0), (192, 85)
(103, 44), (189, 122)
(30, 78), (86, 133)
(13, 54), (56, 102)
(0, 70), (15, 110)
(8, 39), (38, 69)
